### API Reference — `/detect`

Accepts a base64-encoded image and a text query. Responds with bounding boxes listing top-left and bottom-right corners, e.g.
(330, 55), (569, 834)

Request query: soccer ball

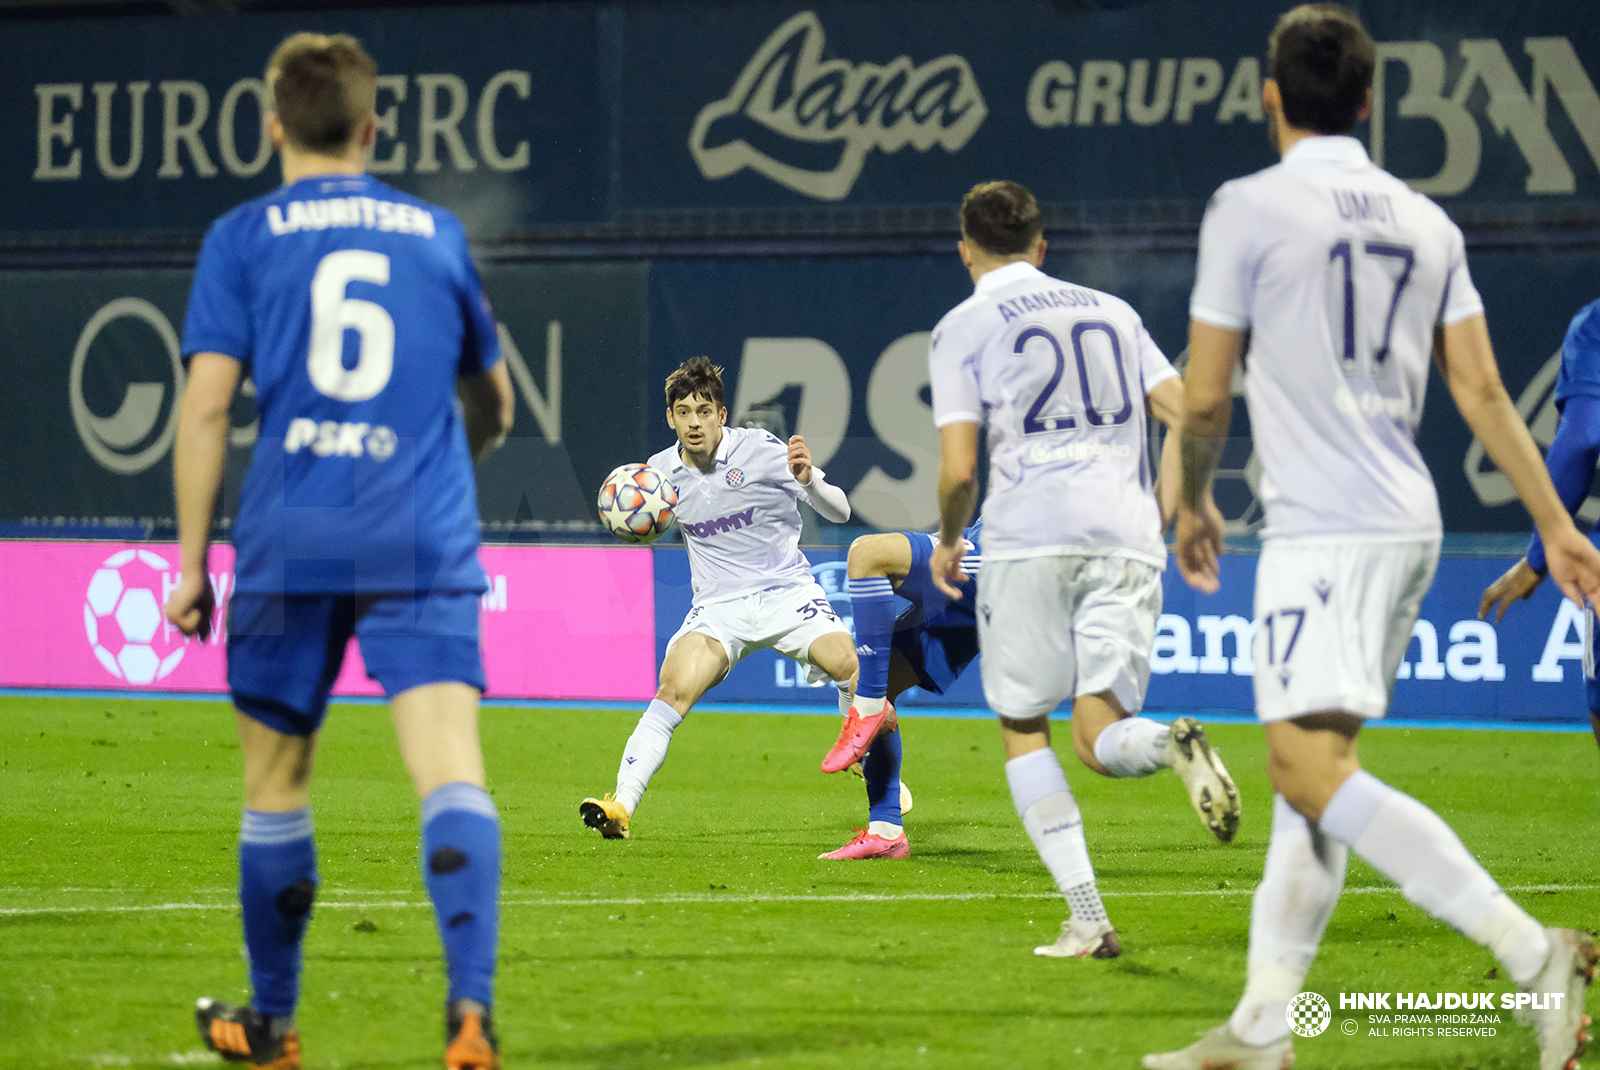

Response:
(598, 463), (678, 544)
(84, 548), (187, 685)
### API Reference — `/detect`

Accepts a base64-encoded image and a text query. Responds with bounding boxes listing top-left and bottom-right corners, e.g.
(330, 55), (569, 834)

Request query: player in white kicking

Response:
(1146, 7), (1600, 1069)
(929, 180), (1239, 960)
(581, 356), (857, 839)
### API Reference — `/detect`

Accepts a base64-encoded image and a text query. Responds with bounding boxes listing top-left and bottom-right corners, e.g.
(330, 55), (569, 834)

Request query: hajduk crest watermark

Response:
(1287, 992), (1332, 1038)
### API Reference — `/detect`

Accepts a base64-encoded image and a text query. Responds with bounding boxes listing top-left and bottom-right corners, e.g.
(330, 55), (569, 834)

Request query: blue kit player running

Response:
(1482, 296), (1600, 759)
(163, 34), (514, 1070)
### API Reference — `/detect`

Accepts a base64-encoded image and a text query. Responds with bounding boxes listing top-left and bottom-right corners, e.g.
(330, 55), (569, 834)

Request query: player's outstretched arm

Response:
(1175, 321), (1242, 594)
(457, 362), (515, 463)
(1441, 315), (1600, 609)
(932, 422), (979, 599)
(788, 435), (851, 522)
(1480, 395), (1600, 620)
(165, 352), (241, 640)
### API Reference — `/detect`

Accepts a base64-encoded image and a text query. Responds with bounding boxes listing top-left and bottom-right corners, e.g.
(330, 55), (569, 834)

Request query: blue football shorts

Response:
(227, 589), (485, 737)
(892, 532), (980, 696)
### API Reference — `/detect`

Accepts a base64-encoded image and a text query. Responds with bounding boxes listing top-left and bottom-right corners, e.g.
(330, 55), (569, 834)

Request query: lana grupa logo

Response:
(689, 10), (987, 201)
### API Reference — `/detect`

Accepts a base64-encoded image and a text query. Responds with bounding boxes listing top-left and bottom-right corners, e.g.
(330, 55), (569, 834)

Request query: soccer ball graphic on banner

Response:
(84, 549), (186, 685)
(598, 463), (678, 544)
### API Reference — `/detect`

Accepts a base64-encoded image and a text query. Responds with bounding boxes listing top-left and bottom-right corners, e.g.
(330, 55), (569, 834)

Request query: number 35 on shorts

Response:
(798, 598), (839, 623)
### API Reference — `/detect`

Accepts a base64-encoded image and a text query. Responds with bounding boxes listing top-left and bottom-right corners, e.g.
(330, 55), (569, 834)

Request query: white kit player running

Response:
(581, 356), (857, 839)
(929, 180), (1240, 961)
(1147, 8), (1600, 1070)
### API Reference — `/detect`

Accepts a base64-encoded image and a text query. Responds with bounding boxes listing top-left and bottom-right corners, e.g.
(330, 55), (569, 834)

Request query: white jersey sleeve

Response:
(1137, 321), (1179, 390)
(930, 305), (984, 427)
(1190, 182), (1256, 331)
(1439, 223), (1485, 326)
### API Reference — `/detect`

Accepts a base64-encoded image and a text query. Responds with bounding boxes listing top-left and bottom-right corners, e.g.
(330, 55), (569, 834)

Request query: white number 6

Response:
(309, 250), (394, 401)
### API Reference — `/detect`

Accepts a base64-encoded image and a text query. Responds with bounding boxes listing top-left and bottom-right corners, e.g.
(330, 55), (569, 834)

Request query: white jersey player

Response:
(581, 356), (856, 840)
(929, 180), (1240, 962)
(1147, 7), (1600, 1070)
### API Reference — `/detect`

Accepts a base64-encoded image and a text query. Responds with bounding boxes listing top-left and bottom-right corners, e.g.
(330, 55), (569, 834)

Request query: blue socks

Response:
(239, 807), (318, 1020)
(863, 727), (903, 825)
(848, 577), (896, 701)
(421, 782), (501, 1007)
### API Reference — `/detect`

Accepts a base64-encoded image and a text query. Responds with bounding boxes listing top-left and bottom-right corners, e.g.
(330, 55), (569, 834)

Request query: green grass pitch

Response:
(2, 694), (1596, 1069)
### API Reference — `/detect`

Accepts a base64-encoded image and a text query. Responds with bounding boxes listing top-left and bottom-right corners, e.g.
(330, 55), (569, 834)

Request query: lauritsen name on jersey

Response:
(266, 196), (437, 237)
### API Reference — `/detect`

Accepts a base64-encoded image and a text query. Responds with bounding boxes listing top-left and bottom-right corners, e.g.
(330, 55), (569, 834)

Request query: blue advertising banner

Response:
(652, 547), (1592, 725)
(645, 250), (1600, 536)
(4, 1), (1600, 240)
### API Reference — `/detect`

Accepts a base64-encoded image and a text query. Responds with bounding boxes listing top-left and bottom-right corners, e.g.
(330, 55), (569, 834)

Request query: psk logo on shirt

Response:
(725, 468), (746, 488)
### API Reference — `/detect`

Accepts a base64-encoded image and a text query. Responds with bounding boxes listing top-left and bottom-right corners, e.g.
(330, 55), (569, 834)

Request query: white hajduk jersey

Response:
(651, 425), (826, 604)
(929, 261), (1178, 567)
(1191, 135), (1484, 541)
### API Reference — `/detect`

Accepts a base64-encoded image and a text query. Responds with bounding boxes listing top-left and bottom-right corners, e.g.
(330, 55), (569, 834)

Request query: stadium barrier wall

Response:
(4, 539), (1589, 724)
(653, 548), (1592, 725)
(0, 541), (657, 702)
(9, 246), (1599, 539)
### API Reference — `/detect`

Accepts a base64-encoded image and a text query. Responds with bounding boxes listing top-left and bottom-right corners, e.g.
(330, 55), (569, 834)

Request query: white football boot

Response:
(1033, 918), (1121, 959)
(1141, 1023), (1294, 1070)
(1165, 717), (1242, 843)
(1520, 927), (1597, 1070)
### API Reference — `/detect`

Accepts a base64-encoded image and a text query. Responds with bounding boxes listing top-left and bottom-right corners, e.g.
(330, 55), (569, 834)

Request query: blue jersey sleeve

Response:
(450, 219), (501, 376)
(1554, 300), (1600, 408)
(181, 217), (253, 366)
(1527, 394), (1600, 572)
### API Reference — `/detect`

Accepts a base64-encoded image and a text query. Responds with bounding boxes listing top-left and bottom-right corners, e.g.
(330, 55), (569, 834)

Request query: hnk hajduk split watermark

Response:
(1288, 990), (1570, 1040)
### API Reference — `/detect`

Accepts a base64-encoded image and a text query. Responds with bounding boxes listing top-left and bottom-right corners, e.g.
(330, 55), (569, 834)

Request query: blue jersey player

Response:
(1482, 297), (1600, 761)
(819, 521), (984, 859)
(163, 34), (513, 1070)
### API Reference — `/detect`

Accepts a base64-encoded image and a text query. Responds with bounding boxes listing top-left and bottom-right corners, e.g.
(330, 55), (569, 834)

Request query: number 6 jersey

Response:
(1190, 135), (1484, 542)
(929, 261), (1177, 567)
(181, 173), (501, 595)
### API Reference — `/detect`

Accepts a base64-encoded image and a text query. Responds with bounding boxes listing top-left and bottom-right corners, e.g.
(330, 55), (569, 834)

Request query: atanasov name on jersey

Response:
(267, 197), (436, 238)
(997, 286), (1102, 322)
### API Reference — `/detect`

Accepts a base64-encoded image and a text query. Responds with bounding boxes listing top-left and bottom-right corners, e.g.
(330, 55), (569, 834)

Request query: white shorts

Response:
(667, 581), (849, 685)
(1252, 538), (1439, 723)
(976, 554), (1163, 720)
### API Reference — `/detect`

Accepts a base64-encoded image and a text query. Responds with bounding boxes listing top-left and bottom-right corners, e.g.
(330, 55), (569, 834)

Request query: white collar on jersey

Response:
(1282, 134), (1370, 168)
(974, 260), (1044, 294)
(668, 425), (732, 472)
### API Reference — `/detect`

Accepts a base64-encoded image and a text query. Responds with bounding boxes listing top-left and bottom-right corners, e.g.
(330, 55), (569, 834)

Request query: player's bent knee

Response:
(847, 533), (909, 580)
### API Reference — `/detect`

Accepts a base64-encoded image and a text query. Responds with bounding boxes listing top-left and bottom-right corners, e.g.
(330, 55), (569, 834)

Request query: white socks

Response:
(836, 684), (853, 717)
(1320, 770), (1549, 986)
(614, 699), (683, 815)
(1092, 716), (1171, 778)
(1230, 795), (1348, 1045)
(1005, 747), (1103, 921)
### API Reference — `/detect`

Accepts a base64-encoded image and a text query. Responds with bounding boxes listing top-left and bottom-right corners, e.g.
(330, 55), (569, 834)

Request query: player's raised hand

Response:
(787, 435), (813, 484)
(930, 539), (970, 600)
(164, 569), (217, 642)
(1478, 558), (1544, 622)
(1541, 524), (1600, 612)
(1175, 499), (1224, 594)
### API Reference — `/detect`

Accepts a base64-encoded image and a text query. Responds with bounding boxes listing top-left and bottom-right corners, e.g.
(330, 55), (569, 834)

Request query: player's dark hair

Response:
(665, 356), (725, 409)
(266, 32), (378, 154)
(1268, 4), (1375, 136)
(960, 181), (1044, 257)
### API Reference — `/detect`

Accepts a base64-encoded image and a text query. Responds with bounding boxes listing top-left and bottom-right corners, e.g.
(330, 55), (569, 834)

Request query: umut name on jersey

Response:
(929, 261), (1176, 566)
(1191, 135), (1483, 540)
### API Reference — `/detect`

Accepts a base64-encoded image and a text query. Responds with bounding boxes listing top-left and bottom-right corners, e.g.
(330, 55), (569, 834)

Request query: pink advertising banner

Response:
(0, 542), (656, 702)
